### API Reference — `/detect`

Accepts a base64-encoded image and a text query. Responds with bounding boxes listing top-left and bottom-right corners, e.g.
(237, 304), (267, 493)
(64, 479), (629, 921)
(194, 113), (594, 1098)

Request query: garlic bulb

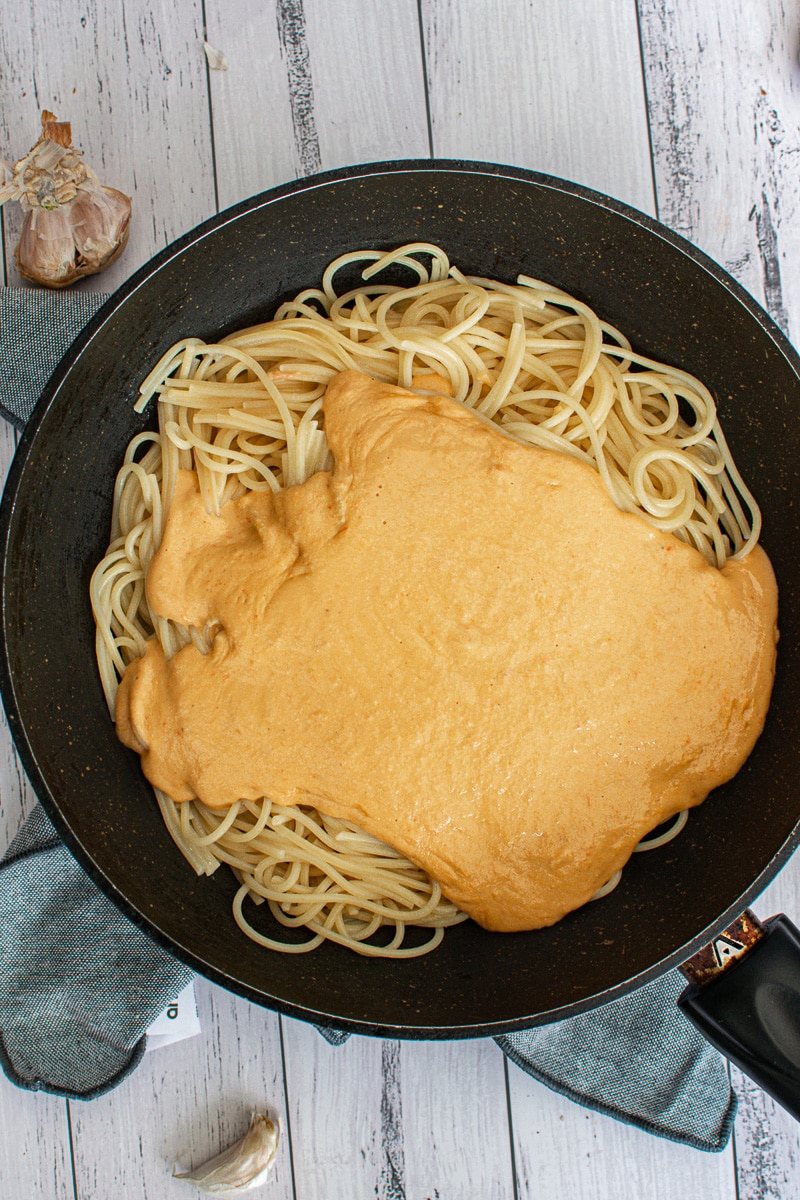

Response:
(0, 110), (131, 288)
(174, 1113), (280, 1195)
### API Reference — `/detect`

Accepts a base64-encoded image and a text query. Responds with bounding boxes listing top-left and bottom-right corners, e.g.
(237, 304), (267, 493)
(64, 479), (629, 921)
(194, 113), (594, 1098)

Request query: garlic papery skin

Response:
(0, 110), (131, 289)
(16, 205), (78, 288)
(174, 1114), (280, 1195)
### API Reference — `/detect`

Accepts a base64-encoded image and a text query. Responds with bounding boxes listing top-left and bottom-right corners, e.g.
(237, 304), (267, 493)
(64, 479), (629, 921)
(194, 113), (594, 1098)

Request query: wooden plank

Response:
(638, 0), (800, 343)
(400, 1038), (514, 1199)
(281, 1019), (389, 1200)
(302, 0), (429, 169)
(507, 1056), (737, 1199)
(205, 0), (429, 211)
(731, 1062), (800, 1200)
(0, 1077), (74, 1200)
(282, 1018), (514, 1199)
(0, 0), (216, 293)
(69, 979), (294, 1199)
(281, 959), (516, 1199)
(421, 0), (656, 214)
(202, 0), (297, 208)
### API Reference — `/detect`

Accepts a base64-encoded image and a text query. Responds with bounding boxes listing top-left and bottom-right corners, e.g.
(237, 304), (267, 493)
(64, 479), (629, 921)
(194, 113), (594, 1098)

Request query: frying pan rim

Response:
(2, 157), (799, 1038)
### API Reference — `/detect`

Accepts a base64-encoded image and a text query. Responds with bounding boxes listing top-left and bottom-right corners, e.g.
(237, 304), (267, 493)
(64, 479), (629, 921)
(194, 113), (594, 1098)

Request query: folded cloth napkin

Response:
(0, 287), (737, 1150)
(0, 805), (193, 1099)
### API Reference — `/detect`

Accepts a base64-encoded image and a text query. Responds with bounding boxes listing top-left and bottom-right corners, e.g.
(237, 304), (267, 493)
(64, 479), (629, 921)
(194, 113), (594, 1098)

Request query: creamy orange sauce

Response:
(116, 370), (778, 931)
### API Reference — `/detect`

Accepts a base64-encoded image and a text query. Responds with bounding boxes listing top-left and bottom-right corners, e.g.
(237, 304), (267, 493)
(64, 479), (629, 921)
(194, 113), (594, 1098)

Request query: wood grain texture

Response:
(205, 0), (429, 212)
(302, 0), (429, 169)
(421, 0), (656, 214)
(0, 1074), (74, 1200)
(638, 0), (800, 344)
(281, 1023), (514, 1200)
(275, 0), (323, 177)
(281, 1019), (389, 1199)
(203, 0), (298, 208)
(400, 1038), (514, 1199)
(507, 1059), (737, 1199)
(0, 0), (216, 293)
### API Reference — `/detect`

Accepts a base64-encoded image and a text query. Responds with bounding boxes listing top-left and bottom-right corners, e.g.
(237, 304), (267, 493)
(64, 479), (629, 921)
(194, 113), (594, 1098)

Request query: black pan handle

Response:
(678, 912), (800, 1121)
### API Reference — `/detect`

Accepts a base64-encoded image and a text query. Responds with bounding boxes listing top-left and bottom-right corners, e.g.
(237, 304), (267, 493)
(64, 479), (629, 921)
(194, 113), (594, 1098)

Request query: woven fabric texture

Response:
(497, 973), (736, 1151)
(0, 805), (193, 1099)
(0, 287), (109, 426)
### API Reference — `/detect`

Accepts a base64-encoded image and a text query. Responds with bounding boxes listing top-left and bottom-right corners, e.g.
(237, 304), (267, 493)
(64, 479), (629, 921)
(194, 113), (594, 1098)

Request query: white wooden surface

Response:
(1, 1), (800, 1196)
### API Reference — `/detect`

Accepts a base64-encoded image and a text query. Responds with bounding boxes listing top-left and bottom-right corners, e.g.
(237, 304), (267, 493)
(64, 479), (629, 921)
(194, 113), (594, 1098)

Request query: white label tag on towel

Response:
(145, 980), (201, 1051)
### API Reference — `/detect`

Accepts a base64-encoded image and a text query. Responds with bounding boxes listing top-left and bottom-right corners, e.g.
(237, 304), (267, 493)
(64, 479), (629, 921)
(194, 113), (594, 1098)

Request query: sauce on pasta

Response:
(115, 370), (778, 932)
(92, 243), (776, 953)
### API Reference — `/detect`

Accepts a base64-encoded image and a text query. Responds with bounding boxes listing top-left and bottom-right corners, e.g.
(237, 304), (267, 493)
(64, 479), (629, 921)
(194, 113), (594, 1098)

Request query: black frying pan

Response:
(2, 163), (800, 1069)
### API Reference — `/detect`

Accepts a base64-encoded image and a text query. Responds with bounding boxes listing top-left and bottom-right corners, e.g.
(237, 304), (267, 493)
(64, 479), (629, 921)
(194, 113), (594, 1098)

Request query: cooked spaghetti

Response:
(91, 243), (760, 956)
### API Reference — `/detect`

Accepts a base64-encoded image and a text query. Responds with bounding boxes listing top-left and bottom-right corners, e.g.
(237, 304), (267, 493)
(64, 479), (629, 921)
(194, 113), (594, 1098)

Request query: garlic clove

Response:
(16, 205), (81, 288)
(69, 186), (131, 271)
(174, 1113), (280, 1195)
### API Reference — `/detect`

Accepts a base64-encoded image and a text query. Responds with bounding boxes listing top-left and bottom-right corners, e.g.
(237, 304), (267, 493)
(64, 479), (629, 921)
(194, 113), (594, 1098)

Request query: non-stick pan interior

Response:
(2, 161), (800, 1036)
